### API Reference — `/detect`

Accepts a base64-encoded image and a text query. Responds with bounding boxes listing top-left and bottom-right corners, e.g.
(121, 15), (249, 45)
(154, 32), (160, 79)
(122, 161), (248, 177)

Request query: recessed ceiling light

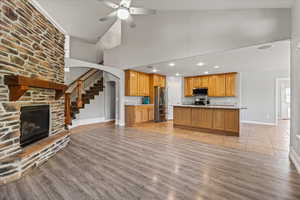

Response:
(152, 69), (158, 73)
(64, 67), (70, 72)
(175, 73), (180, 76)
(169, 63), (175, 67)
(214, 66), (220, 69)
(197, 62), (205, 66)
(204, 71), (209, 75)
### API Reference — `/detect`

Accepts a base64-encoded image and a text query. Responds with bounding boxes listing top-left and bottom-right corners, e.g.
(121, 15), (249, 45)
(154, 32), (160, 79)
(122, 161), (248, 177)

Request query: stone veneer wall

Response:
(0, 0), (69, 184)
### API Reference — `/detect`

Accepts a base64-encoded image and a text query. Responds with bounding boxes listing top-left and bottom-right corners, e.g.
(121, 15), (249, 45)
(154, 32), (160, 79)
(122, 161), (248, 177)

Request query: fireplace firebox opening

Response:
(20, 105), (50, 147)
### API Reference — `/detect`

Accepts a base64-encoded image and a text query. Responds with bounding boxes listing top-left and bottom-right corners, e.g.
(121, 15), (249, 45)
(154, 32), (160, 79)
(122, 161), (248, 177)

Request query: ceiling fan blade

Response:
(120, 0), (132, 8)
(96, 0), (119, 9)
(126, 15), (136, 28)
(130, 7), (156, 15)
(99, 11), (117, 22)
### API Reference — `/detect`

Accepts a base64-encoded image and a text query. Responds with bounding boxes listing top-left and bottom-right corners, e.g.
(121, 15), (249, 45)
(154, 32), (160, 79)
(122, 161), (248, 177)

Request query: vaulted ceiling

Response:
(35, 0), (293, 69)
(36, 0), (293, 42)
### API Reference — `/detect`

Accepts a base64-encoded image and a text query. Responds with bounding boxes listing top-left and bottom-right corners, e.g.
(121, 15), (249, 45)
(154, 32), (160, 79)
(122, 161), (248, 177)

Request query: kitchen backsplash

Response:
(182, 96), (240, 106)
(125, 96), (143, 105)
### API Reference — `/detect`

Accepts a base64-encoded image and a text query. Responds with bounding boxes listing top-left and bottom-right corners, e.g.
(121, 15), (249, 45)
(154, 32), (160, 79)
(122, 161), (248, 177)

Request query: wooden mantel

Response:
(4, 75), (67, 101)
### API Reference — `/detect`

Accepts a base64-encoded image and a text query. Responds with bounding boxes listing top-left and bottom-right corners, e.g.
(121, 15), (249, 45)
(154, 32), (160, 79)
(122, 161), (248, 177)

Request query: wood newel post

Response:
(77, 80), (83, 108)
(65, 93), (72, 125)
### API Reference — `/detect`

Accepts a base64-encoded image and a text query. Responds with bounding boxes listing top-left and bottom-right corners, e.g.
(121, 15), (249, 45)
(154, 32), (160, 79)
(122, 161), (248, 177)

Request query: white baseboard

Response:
(290, 147), (300, 174)
(241, 120), (276, 126)
(69, 117), (114, 129)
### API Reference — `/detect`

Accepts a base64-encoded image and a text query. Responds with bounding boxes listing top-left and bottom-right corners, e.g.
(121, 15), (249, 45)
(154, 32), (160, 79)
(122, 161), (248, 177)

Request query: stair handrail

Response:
(65, 68), (101, 125)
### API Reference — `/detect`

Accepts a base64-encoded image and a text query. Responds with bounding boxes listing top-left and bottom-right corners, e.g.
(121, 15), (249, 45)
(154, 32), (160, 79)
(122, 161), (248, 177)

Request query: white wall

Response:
(240, 69), (289, 125)
(70, 37), (103, 64)
(290, 0), (300, 173)
(104, 9), (290, 68)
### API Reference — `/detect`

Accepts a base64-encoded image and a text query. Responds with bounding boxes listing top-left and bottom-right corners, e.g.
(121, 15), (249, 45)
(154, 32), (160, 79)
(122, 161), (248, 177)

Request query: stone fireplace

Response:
(0, 0), (70, 184)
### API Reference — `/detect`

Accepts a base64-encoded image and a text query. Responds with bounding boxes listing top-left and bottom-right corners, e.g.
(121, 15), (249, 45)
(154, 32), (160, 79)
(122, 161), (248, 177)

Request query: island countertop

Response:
(173, 104), (247, 110)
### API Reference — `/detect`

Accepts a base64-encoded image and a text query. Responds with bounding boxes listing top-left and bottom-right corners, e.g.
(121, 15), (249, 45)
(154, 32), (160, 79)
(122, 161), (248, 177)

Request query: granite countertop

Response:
(125, 104), (154, 106)
(173, 104), (247, 110)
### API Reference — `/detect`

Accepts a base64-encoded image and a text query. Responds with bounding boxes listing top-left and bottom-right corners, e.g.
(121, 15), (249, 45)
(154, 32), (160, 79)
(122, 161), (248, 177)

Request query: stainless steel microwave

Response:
(193, 88), (208, 96)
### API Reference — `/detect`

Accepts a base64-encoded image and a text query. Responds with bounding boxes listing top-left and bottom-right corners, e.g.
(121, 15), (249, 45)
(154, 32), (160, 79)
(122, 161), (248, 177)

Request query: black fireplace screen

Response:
(20, 105), (50, 147)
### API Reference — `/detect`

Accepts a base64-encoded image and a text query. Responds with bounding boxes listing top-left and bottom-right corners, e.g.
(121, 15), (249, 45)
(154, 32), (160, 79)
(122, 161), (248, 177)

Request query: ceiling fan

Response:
(97, 0), (156, 28)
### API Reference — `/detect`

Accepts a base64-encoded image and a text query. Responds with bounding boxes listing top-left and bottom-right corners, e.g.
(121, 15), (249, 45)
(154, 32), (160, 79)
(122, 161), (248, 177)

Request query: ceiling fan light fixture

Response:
(117, 7), (130, 20)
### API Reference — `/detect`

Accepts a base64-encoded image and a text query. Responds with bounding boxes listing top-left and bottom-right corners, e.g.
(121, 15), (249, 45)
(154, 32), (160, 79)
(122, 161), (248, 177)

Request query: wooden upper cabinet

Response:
(138, 73), (150, 96)
(152, 74), (166, 88)
(225, 73), (236, 97)
(208, 75), (216, 97)
(125, 70), (139, 96)
(160, 76), (166, 88)
(215, 74), (226, 97)
(200, 76), (209, 88)
(185, 73), (237, 97)
(192, 77), (201, 89)
(184, 77), (193, 97)
(125, 70), (150, 97)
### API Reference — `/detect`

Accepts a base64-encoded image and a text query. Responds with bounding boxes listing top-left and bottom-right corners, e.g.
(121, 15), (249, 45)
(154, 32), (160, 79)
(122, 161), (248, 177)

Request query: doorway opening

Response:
(276, 78), (291, 123)
(105, 81), (116, 121)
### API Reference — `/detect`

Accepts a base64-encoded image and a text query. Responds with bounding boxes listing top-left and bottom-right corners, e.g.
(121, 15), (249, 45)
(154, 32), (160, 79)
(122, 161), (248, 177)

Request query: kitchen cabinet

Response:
(225, 73), (236, 96)
(152, 74), (166, 88)
(138, 73), (150, 96)
(184, 77), (194, 97)
(224, 109), (239, 133)
(212, 109), (225, 130)
(184, 72), (237, 97)
(215, 74), (226, 97)
(125, 70), (139, 96)
(125, 105), (154, 126)
(191, 108), (213, 129)
(173, 107), (192, 126)
(125, 70), (150, 97)
(200, 76), (209, 88)
(208, 75), (217, 97)
(192, 77), (201, 88)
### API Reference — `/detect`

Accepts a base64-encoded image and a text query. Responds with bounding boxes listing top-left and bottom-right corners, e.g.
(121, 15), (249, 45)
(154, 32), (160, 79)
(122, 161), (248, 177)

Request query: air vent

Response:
(258, 44), (273, 50)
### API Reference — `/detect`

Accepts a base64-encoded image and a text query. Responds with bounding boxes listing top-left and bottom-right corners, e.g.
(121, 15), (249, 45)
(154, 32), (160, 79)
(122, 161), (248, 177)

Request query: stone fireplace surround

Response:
(0, 0), (70, 184)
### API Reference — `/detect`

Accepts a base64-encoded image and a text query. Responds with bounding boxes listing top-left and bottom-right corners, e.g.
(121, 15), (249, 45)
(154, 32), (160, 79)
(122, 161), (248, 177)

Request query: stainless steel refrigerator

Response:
(154, 86), (167, 122)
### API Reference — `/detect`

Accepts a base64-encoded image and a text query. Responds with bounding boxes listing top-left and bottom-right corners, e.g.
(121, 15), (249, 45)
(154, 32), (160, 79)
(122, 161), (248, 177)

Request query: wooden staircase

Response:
(65, 69), (104, 126)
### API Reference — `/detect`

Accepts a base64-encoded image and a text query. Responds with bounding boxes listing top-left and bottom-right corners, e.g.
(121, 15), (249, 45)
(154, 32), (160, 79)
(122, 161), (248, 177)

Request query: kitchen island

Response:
(173, 105), (243, 136)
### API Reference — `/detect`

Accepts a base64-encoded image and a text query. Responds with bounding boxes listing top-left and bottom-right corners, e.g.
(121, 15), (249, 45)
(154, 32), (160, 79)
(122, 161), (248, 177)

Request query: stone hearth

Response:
(0, 0), (69, 184)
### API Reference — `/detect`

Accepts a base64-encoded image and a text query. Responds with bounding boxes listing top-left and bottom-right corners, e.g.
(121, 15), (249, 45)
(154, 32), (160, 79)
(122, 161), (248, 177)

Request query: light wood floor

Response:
(131, 120), (290, 156)
(1, 121), (299, 200)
